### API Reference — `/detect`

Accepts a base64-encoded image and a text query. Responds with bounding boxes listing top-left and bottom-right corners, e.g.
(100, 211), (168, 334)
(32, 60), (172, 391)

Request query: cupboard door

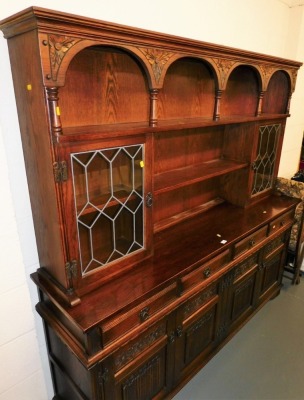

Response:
(104, 318), (175, 400)
(174, 283), (220, 382)
(251, 123), (282, 197)
(257, 247), (285, 303)
(59, 135), (153, 294)
(220, 253), (259, 338)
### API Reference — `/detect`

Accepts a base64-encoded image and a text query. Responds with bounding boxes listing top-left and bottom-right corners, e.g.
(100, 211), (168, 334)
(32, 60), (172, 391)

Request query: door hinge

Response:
(65, 260), (78, 280)
(53, 161), (68, 183)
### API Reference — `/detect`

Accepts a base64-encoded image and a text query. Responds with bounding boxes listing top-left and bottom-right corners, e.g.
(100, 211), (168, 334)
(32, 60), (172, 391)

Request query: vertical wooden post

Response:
(256, 90), (265, 116)
(149, 89), (159, 127)
(46, 87), (62, 137)
(214, 89), (222, 121)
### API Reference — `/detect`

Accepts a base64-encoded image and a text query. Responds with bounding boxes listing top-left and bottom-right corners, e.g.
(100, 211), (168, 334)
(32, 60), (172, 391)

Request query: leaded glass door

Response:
(70, 143), (148, 276)
(251, 124), (281, 196)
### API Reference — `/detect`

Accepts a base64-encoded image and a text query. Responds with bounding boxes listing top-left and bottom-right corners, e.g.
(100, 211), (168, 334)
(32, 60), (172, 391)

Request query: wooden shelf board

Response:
(57, 114), (288, 143)
(154, 159), (248, 194)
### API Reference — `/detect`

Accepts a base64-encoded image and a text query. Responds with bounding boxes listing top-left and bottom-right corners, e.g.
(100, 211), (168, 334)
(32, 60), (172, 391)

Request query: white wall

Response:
(1, 1), (304, 399)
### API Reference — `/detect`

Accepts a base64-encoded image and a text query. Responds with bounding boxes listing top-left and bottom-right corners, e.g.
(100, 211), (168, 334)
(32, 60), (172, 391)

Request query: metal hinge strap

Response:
(53, 161), (68, 182)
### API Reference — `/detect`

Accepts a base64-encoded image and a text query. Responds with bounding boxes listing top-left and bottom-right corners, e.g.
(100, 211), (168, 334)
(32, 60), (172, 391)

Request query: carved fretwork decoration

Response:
(264, 236), (283, 256)
(234, 253), (258, 280)
(114, 324), (166, 370)
(188, 311), (214, 335)
(183, 284), (217, 318)
(212, 58), (236, 88)
(122, 355), (161, 389)
(48, 35), (82, 80)
(138, 47), (174, 83)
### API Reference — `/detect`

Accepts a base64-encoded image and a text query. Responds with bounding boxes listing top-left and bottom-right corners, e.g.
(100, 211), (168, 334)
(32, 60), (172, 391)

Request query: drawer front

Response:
(234, 226), (268, 258)
(101, 283), (176, 346)
(181, 249), (231, 293)
(268, 210), (294, 236)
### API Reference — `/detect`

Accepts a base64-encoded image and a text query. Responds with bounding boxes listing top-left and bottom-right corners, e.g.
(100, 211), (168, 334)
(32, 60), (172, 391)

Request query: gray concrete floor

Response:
(173, 275), (304, 400)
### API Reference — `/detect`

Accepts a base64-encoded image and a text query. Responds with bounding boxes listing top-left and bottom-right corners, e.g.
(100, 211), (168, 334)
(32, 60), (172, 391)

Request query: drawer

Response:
(234, 226), (267, 258)
(268, 210), (294, 236)
(100, 283), (176, 346)
(181, 249), (231, 293)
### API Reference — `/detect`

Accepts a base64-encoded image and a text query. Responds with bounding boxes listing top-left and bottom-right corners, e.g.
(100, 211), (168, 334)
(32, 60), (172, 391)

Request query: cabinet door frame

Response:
(101, 315), (176, 400)
(56, 133), (153, 295)
(173, 284), (221, 384)
(249, 120), (285, 203)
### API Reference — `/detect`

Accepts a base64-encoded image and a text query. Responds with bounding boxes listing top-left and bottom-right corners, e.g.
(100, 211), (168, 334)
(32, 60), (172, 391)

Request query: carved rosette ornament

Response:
(212, 58), (236, 88)
(48, 35), (82, 80)
(139, 47), (174, 84)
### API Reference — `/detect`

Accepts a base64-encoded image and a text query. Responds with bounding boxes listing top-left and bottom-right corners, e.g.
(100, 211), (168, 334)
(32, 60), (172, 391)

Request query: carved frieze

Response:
(183, 284), (217, 318)
(114, 323), (166, 370)
(234, 253), (258, 280)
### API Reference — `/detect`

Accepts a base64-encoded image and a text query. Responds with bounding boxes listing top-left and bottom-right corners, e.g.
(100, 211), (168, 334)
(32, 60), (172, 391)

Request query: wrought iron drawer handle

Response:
(139, 306), (150, 322)
(203, 267), (211, 278)
(249, 239), (255, 247)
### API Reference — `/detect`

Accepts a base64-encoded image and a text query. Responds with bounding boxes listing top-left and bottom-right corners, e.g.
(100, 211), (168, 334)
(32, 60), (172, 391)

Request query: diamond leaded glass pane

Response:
(251, 124), (281, 196)
(71, 144), (145, 275)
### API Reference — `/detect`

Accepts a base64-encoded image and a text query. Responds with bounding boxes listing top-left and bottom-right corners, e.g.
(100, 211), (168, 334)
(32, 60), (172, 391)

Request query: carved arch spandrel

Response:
(263, 66), (295, 93)
(140, 52), (221, 90)
(38, 34), (157, 89)
(212, 60), (264, 91)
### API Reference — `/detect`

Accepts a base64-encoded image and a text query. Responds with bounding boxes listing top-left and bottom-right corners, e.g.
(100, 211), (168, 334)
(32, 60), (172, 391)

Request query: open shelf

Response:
(57, 114), (288, 143)
(154, 197), (224, 233)
(154, 159), (248, 194)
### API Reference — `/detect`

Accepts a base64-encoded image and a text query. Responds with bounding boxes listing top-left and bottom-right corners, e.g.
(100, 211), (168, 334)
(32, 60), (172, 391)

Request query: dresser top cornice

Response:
(0, 6), (302, 70)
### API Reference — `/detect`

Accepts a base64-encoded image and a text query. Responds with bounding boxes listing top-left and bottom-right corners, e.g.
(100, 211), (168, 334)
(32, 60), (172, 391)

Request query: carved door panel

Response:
(220, 253), (259, 337)
(174, 282), (220, 383)
(101, 317), (175, 400)
(257, 247), (285, 303)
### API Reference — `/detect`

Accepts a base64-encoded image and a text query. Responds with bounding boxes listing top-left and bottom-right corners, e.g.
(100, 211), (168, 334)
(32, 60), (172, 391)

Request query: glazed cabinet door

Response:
(250, 123), (284, 199)
(58, 135), (153, 295)
(101, 317), (175, 400)
(173, 281), (221, 384)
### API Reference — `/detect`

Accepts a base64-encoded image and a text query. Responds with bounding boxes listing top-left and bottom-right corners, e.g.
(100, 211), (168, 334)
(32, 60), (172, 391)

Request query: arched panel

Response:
(221, 65), (260, 117)
(263, 70), (290, 114)
(58, 45), (150, 128)
(157, 57), (216, 120)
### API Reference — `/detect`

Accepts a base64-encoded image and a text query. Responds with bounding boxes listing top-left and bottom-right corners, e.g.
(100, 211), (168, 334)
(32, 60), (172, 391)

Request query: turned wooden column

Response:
(46, 87), (62, 137)
(149, 89), (159, 127)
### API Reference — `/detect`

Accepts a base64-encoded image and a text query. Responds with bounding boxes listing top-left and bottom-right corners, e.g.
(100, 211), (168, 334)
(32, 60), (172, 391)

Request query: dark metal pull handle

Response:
(203, 267), (211, 278)
(139, 306), (150, 322)
(249, 239), (255, 247)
